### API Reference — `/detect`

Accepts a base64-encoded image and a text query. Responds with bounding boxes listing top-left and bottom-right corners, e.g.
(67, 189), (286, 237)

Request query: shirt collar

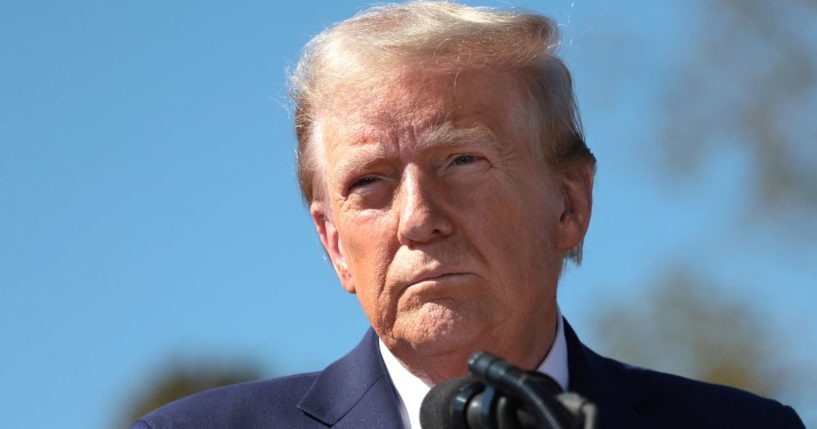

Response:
(378, 312), (569, 429)
(379, 339), (432, 429)
(536, 312), (569, 391)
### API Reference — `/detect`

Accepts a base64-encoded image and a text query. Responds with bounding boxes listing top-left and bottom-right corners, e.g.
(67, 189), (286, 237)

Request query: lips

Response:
(402, 268), (467, 289)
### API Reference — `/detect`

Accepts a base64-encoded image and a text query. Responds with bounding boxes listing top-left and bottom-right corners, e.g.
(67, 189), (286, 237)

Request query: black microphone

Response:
(420, 376), (477, 429)
(469, 351), (575, 429)
(420, 375), (539, 429)
(419, 352), (597, 429)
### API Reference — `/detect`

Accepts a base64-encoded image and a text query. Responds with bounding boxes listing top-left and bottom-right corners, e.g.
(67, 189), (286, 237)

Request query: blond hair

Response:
(290, 1), (595, 263)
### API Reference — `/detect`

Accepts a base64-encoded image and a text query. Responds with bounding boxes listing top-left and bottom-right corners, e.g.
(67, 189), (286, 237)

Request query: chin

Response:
(394, 300), (484, 355)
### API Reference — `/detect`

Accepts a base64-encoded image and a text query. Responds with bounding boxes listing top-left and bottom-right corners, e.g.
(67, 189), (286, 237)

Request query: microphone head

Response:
(420, 376), (478, 429)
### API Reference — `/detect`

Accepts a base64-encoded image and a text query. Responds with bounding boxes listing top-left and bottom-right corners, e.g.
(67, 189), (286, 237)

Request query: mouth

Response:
(404, 271), (469, 289)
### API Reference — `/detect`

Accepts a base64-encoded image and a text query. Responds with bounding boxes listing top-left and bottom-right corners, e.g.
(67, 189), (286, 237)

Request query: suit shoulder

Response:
(131, 372), (323, 429)
(593, 352), (804, 428)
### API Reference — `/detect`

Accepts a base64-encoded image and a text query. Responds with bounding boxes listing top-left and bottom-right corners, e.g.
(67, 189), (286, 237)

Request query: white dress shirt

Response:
(379, 315), (569, 429)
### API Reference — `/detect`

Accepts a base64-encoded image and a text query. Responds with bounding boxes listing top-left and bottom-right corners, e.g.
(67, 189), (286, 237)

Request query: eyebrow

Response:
(413, 121), (502, 157)
(330, 122), (500, 183)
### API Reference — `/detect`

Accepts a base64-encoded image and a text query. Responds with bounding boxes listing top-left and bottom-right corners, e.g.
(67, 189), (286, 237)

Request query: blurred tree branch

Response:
(660, 0), (817, 219)
(592, 267), (785, 397)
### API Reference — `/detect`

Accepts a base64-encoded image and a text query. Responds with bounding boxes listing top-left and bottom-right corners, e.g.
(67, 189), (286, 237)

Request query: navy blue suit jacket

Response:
(132, 322), (804, 428)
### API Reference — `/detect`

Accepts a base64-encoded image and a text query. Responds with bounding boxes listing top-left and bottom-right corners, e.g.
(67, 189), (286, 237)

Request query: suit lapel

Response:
(297, 321), (658, 428)
(297, 329), (404, 428)
(564, 320), (657, 429)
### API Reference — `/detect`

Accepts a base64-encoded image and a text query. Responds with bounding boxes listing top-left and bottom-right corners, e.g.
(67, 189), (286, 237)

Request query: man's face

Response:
(311, 69), (589, 365)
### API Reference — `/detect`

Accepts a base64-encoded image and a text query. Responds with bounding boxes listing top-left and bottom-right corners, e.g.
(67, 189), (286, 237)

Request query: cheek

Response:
(338, 210), (398, 303)
(341, 210), (393, 262)
(462, 172), (554, 234)
(458, 173), (560, 278)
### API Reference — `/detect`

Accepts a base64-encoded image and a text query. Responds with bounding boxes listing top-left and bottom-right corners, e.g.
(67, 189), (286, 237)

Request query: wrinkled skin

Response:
(310, 69), (593, 382)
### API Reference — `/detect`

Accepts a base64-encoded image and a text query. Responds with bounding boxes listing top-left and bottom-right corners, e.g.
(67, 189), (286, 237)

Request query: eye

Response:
(449, 154), (488, 168)
(452, 155), (476, 165)
(349, 176), (379, 191)
(442, 153), (489, 178)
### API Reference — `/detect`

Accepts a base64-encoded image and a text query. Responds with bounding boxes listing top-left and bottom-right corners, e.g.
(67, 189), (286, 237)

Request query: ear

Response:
(555, 164), (594, 252)
(311, 200), (356, 294)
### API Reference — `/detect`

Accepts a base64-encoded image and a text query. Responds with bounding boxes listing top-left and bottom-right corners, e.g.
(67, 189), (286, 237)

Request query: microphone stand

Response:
(466, 351), (597, 429)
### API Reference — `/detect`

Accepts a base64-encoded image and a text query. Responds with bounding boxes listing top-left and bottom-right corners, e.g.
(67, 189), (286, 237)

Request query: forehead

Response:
(319, 68), (532, 149)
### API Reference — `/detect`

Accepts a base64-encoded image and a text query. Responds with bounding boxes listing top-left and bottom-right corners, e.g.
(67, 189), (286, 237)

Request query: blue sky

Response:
(1, 1), (814, 427)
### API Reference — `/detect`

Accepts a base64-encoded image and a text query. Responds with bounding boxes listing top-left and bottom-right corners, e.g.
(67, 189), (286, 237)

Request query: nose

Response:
(396, 166), (454, 246)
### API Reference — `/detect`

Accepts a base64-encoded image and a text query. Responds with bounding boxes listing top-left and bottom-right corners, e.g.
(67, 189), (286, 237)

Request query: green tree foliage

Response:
(593, 268), (783, 397)
(115, 363), (262, 428)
